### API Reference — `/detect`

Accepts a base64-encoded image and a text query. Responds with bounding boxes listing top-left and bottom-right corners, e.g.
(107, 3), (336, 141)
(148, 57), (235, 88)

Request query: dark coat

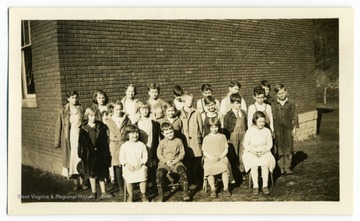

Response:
(223, 109), (247, 140)
(54, 103), (84, 168)
(78, 121), (111, 179)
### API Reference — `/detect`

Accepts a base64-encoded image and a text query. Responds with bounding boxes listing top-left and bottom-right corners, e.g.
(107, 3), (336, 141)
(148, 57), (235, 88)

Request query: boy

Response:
(180, 93), (204, 188)
(136, 101), (161, 193)
(147, 83), (166, 121)
(172, 85), (184, 111)
(156, 122), (190, 202)
(223, 93), (247, 180)
(272, 84), (299, 174)
(196, 84), (220, 115)
(219, 81), (247, 117)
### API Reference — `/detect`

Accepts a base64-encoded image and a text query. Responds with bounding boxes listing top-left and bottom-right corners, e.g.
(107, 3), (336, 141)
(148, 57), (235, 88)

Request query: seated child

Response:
(156, 122), (190, 202)
(242, 111), (276, 195)
(202, 117), (233, 198)
(119, 125), (149, 202)
(78, 107), (112, 199)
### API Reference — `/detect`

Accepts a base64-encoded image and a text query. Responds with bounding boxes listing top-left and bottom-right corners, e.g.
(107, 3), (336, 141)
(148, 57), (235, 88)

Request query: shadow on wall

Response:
(316, 107), (334, 135)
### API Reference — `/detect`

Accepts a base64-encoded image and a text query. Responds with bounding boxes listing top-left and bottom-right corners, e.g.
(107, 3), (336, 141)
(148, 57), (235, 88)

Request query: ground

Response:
(21, 98), (339, 203)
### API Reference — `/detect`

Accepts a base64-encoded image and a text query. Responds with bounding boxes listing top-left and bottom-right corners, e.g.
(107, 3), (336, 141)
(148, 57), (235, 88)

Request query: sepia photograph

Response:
(7, 7), (354, 215)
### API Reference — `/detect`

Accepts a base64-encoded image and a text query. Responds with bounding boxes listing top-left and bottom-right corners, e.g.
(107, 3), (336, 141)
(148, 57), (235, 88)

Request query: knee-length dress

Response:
(68, 107), (83, 177)
(242, 126), (276, 172)
(202, 133), (232, 178)
(119, 141), (148, 183)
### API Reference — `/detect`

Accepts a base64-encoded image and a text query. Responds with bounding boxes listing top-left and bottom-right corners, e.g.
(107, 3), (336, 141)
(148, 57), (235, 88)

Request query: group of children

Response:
(54, 80), (299, 201)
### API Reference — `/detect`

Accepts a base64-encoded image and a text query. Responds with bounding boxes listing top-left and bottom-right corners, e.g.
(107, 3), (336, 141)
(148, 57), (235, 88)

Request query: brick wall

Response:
(22, 20), (317, 173)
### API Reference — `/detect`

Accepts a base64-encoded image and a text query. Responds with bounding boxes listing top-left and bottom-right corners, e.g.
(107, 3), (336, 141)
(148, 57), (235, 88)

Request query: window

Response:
(21, 20), (37, 107)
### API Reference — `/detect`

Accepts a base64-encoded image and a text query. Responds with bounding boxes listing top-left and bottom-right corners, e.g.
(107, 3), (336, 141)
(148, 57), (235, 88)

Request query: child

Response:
(172, 85), (184, 111)
(104, 100), (131, 191)
(201, 96), (222, 137)
(158, 102), (183, 132)
(136, 101), (161, 193)
(247, 86), (274, 134)
(260, 80), (274, 105)
(180, 93), (204, 188)
(91, 90), (110, 122)
(272, 84), (299, 174)
(119, 125), (149, 202)
(219, 81), (247, 117)
(202, 117), (233, 198)
(121, 84), (140, 124)
(156, 122), (190, 202)
(242, 111), (276, 195)
(78, 107), (112, 199)
(196, 84), (220, 115)
(223, 93), (247, 180)
(147, 83), (166, 121)
(54, 90), (86, 190)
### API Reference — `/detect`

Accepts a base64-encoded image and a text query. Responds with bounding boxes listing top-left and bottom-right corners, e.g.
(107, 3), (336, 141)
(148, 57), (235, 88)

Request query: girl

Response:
(121, 84), (140, 124)
(78, 107), (112, 199)
(242, 111), (276, 195)
(196, 84), (220, 115)
(202, 117), (233, 198)
(54, 90), (85, 190)
(91, 90), (110, 122)
(201, 96), (222, 137)
(104, 100), (131, 191)
(120, 125), (149, 202)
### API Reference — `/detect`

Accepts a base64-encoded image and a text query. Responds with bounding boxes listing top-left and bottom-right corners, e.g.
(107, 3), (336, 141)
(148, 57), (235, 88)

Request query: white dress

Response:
(68, 109), (82, 177)
(119, 141), (148, 183)
(242, 126), (276, 173)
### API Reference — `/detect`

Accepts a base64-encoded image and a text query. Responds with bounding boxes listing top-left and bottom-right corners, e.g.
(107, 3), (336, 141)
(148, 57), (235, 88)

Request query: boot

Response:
(182, 182), (190, 201)
(156, 185), (164, 202)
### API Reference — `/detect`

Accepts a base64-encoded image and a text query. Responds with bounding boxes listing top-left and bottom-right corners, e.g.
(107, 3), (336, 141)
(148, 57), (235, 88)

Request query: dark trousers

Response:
(156, 165), (188, 187)
(184, 157), (203, 187)
(113, 166), (123, 190)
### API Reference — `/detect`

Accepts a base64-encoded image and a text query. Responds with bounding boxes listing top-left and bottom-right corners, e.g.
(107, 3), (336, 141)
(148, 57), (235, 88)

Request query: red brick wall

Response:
(22, 20), (317, 173)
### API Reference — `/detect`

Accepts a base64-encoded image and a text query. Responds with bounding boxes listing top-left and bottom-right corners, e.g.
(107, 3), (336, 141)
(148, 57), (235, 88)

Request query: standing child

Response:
(260, 80), (274, 105)
(91, 90), (110, 122)
(196, 84), (220, 115)
(219, 81), (247, 117)
(247, 86), (274, 134)
(104, 100), (131, 191)
(242, 111), (276, 195)
(121, 84), (140, 124)
(172, 85), (185, 111)
(78, 107), (112, 199)
(202, 117), (233, 198)
(54, 90), (85, 190)
(136, 101), (161, 193)
(156, 122), (190, 202)
(180, 93), (204, 188)
(223, 93), (247, 181)
(158, 102), (183, 132)
(120, 125), (149, 202)
(272, 84), (299, 174)
(147, 83), (166, 121)
(201, 96), (222, 137)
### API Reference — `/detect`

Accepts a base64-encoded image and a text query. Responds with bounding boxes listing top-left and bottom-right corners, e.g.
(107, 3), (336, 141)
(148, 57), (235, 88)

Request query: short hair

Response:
(181, 92), (193, 102)
(203, 95), (216, 105)
(201, 84), (213, 93)
(123, 124), (140, 141)
(173, 85), (184, 97)
(274, 84), (286, 94)
(101, 110), (109, 116)
(260, 80), (271, 90)
(84, 107), (96, 120)
(253, 85), (265, 96)
(92, 90), (109, 105)
(148, 83), (160, 92)
(137, 101), (150, 113)
(208, 117), (221, 128)
(112, 100), (123, 109)
(66, 90), (78, 98)
(252, 111), (266, 125)
(160, 121), (174, 132)
(229, 81), (241, 88)
(125, 84), (137, 96)
(163, 102), (177, 112)
(230, 93), (242, 104)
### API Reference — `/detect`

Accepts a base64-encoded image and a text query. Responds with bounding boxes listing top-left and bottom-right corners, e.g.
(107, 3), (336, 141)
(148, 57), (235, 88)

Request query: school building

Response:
(21, 20), (318, 174)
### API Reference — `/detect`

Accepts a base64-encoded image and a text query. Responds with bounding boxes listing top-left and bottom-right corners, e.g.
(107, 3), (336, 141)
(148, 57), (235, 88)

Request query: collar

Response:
(277, 98), (288, 106)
